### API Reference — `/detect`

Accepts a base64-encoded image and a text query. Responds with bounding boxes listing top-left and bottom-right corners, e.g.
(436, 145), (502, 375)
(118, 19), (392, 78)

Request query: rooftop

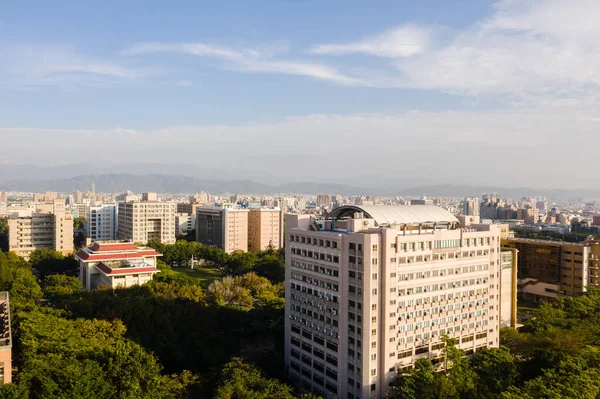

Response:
(75, 240), (161, 262)
(327, 205), (459, 227)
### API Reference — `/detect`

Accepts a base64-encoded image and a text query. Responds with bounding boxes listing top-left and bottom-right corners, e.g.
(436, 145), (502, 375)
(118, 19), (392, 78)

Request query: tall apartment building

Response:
(502, 237), (600, 301)
(33, 192), (57, 202)
(0, 192), (6, 204)
(462, 198), (479, 217)
(285, 205), (516, 399)
(516, 207), (539, 225)
(196, 206), (249, 253)
(248, 207), (283, 252)
(317, 195), (332, 208)
(85, 203), (118, 241)
(8, 200), (74, 259)
(117, 201), (176, 244)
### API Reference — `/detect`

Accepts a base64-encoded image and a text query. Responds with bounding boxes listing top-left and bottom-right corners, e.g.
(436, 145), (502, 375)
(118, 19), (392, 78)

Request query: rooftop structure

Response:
(75, 241), (161, 291)
(327, 205), (459, 228)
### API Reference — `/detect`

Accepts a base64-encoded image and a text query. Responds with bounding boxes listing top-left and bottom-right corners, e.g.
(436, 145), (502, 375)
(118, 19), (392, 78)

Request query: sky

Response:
(1, 0), (600, 189)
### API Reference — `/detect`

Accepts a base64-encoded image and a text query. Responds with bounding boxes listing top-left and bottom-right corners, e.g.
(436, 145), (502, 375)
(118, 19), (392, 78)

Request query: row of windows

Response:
(290, 260), (339, 277)
(399, 279), (489, 296)
(290, 248), (340, 263)
(291, 304), (339, 327)
(290, 315), (339, 338)
(290, 282), (339, 303)
(397, 322), (490, 344)
(290, 235), (338, 248)
(290, 293), (339, 315)
(291, 272), (339, 292)
(399, 264), (490, 281)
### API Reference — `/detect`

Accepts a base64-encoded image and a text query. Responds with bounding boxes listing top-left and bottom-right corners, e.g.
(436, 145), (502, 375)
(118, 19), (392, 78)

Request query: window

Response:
(371, 369), (377, 376)
(373, 245), (378, 251)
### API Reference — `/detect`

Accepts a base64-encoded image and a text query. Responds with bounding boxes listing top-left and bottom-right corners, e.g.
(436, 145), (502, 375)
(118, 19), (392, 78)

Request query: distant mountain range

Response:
(1, 173), (600, 199)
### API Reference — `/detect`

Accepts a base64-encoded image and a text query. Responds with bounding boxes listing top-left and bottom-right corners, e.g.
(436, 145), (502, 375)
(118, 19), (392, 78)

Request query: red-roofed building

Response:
(75, 240), (162, 291)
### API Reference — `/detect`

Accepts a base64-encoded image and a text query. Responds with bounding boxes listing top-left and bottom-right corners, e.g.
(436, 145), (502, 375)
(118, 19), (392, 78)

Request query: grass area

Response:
(171, 266), (225, 287)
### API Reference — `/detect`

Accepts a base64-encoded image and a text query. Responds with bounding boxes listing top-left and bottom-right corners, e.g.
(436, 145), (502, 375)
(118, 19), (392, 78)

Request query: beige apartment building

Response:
(196, 206), (249, 253)
(117, 201), (176, 244)
(8, 199), (74, 259)
(502, 237), (600, 301)
(285, 205), (517, 399)
(248, 207), (283, 252)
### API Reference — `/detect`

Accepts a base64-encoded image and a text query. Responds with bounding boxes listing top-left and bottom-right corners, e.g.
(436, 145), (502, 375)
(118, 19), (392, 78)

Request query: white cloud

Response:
(310, 25), (432, 58)
(0, 45), (150, 88)
(2, 105), (599, 188)
(122, 41), (362, 85)
(308, 0), (600, 97)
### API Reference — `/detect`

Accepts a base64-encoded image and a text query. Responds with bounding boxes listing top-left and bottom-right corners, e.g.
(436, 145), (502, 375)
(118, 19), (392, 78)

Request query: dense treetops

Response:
(390, 290), (600, 398)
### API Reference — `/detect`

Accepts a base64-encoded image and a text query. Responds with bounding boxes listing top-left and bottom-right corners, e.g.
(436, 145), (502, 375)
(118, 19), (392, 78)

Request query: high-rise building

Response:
(8, 199), (74, 259)
(175, 213), (196, 236)
(76, 241), (161, 291)
(248, 207), (282, 252)
(502, 237), (600, 301)
(462, 198), (479, 216)
(317, 195), (332, 208)
(117, 201), (176, 244)
(516, 207), (539, 225)
(85, 203), (118, 241)
(72, 190), (84, 204)
(196, 206), (249, 253)
(0, 192), (6, 203)
(284, 205), (516, 399)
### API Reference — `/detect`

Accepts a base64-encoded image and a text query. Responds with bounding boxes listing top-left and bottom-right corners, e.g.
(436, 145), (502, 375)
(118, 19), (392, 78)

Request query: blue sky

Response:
(1, 0), (600, 188)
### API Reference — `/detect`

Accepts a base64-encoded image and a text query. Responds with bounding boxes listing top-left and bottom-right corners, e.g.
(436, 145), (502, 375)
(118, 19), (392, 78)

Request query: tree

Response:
(472, 347), (518, 397)
(43, 274), (82, 297)
(214, 358), (295, 399)
(73, 217), (86, 230)
(29, 249), (79, 278)
(225, 250), (257, 274)
(208, 276), (254, 311)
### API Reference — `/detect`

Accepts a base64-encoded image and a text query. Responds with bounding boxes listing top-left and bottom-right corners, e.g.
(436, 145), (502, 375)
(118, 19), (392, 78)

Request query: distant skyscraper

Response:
(248, 207), (282, 252)
(0, 191), (6, 203)
(462, 198), (480, 216)
(316, 194), (332, 208)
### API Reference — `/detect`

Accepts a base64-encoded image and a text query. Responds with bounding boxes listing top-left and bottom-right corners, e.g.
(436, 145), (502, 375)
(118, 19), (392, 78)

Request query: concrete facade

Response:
(85, 203), (118, 241)
(8, 200), (74, 259)
(248, 208), (283, 252)
(196, 206), (249, 253)
(284, 205), (514, 399)
(117, 201), (176, 244)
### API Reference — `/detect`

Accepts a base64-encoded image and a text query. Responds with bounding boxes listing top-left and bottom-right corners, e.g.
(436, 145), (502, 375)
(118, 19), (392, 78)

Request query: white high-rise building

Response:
(117, 201), (176, 244)
(85, 203), (118, 241)
(284, 205), (516, 399)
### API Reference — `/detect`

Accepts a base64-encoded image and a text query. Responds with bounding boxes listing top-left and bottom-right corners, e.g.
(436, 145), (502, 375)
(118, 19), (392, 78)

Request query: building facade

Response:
(117, 201), (176, 244)
(75, 241), (161, 290)
(0, 292), (12, 386)
(85, 203), (118, 241)
(8, 200), (74, 259)
(248, 207), (283, 252)
(196, 206), (249, 253)
(502, 237), (600, 301)
(175, 213), (196, 236)
(285, 205), (514, 399)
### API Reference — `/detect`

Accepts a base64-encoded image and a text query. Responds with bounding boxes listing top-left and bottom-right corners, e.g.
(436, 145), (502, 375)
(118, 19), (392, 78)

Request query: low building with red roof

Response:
(75, 240), (162, 291)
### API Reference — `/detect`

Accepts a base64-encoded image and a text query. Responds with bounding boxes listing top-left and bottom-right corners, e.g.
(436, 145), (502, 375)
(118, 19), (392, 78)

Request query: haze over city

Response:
(3, 0), (600, 188)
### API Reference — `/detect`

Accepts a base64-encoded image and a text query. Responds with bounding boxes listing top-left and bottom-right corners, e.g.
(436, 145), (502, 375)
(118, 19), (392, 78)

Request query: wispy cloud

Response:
(308, 0), (600, 97)
(310, 25), (432, 58)
(122, 41), (363, 85)
(0, 45), (152, 88)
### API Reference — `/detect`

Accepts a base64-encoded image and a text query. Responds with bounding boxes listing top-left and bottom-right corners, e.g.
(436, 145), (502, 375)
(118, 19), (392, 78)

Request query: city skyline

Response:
(2, 0), (600, 188)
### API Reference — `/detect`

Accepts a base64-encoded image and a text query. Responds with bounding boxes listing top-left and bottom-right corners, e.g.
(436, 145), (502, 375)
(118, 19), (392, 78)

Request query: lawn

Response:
(171, 266), (225, 287)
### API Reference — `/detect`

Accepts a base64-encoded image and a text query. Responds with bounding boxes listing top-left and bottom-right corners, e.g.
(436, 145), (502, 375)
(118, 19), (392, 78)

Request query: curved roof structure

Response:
(327, 205), (459, 226)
